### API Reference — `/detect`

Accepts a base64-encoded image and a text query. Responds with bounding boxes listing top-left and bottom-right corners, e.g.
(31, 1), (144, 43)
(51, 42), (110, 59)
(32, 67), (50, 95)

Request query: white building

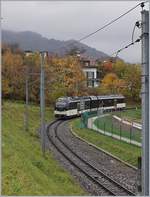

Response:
(82, 67), (99, 87)
(80, 58), (99, 88)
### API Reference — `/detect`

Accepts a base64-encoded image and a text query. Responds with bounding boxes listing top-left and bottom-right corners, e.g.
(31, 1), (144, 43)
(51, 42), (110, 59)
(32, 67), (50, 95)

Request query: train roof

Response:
(57, 95), (125, 103)
(97, 95), (125, 100)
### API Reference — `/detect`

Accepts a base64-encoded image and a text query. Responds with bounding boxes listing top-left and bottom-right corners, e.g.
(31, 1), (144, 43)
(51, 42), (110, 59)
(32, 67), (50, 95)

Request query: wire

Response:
(111, 37), (142, 58)
(131, 21), (141, 43)
(58, 1), (147, 52)
(78, 2), (144, 42)
(131, 24), (137, 43)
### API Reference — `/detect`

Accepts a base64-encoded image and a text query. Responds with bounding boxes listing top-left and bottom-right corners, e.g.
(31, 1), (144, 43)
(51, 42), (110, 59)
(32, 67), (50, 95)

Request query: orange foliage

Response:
(103, 61), (113, 71)
(48, 56), (86, 97)
(101, 73), (125, 94)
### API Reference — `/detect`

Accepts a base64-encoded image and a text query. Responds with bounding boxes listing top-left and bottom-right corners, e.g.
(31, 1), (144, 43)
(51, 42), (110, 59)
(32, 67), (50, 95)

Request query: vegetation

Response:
(2, 101), (87, 195)
(70, 118), (141, 167)
(2, 41), (142, 195)
(2, 44), (142, 193)
(99, 73), (125, 94)
(97, 60), (141, 102)
(2, 44), (86, 104)
(116, 108), (141, 123)
(2, 44), (141, 105)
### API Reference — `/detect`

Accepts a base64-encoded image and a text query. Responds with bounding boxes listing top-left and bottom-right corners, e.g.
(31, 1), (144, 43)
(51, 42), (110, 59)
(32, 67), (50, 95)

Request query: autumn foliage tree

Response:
(2, 44), (141, 105)
(100, 73), (125, 94)
(112, 60), (128, 78)
(46, 56), (86, 103)
(2, 47), (25, 100)
(2, 45), (86, 104)
(98, 59), (141, 103)
(123, 64), (141, 102)
(97, 60), (113, 79)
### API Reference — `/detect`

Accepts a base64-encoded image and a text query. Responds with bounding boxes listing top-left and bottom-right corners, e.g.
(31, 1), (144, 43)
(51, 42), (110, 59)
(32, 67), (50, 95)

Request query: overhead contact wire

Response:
(59, 1), (147, 51)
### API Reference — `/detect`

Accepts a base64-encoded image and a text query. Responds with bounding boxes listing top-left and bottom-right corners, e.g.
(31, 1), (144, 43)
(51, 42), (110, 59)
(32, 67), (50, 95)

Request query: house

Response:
(79, 56), (99, 88)
(24, 50), (33, 57)
(24, 50), (48, 58)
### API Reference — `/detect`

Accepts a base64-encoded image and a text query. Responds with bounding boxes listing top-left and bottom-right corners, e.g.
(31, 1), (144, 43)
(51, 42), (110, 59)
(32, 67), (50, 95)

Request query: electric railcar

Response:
(54, 95), (126, 118)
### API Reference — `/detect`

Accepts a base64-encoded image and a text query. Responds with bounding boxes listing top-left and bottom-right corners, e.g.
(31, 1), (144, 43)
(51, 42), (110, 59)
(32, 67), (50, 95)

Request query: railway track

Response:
(46, 119), (136, 196)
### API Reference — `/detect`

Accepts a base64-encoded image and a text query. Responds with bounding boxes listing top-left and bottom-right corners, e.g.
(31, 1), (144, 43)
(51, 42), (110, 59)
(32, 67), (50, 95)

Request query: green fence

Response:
(80, 111), (97, 128)
(94, 115), (141, 143)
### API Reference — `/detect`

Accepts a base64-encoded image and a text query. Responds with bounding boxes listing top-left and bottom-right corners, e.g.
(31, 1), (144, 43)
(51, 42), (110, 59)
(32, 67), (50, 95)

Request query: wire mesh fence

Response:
(83, 109), (141, 146)
(92, 114), (141, 145)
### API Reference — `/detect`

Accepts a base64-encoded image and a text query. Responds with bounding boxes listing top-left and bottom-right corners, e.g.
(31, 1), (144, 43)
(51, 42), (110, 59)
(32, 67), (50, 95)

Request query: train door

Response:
(77, 102), (80, 115)
(114, 99), (117, 111)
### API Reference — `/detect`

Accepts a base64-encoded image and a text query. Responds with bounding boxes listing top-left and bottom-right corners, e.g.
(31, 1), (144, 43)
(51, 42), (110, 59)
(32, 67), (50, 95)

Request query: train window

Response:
(55, 106), (68, 111)
(103, 99), (110, 107)
(55, 101), (69, 111)
(102, 99), (106, 107)
(91, 99), (98, 109)
(69, 102), (77, 110)
(117, 98), (124, 103)
(85, 100), (90, 109)
(107, 99), (114, 106)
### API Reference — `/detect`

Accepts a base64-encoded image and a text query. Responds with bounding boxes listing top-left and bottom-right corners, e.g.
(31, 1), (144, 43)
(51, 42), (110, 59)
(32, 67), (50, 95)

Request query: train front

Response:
(54, 97), (69, 118)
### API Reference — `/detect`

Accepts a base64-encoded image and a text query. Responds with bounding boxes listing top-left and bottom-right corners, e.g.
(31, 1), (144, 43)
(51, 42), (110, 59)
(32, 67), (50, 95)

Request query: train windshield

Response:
(57, 98), (65, 102)
(55, 101), (69, 111)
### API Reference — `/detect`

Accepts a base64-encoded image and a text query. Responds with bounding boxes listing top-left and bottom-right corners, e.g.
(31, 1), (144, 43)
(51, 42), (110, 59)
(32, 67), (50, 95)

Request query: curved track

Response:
(46, 119), (136, 196)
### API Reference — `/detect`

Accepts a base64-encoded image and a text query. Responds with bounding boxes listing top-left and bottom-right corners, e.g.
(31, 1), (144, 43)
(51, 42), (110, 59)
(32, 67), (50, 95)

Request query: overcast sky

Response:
(1, 1), (149, 63)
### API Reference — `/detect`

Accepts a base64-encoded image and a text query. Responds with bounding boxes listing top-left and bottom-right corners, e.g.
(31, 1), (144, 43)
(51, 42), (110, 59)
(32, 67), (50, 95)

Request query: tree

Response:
(112, 60), (127, 78)
(100, 73), (125, 94)
(2, 48), (24, 100)
(123, 64), (141, 102)
(97, 60), (113, 80)
(47, 56), (86, 99)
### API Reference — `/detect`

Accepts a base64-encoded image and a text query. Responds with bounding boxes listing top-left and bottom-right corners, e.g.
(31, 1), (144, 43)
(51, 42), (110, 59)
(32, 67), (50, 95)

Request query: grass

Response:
(2, 100), (87, 195)
(94, 115), (141, 142)
(70, 118), (141, 167)
(116, 108), (141, 123)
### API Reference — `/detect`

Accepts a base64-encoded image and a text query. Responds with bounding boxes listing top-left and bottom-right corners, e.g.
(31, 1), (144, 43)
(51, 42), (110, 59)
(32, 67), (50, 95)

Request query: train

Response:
(54, 94), (126, 118)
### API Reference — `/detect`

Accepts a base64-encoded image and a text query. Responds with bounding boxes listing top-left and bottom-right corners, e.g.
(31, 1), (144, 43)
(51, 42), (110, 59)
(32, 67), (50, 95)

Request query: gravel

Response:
(46, 120), (138, 196)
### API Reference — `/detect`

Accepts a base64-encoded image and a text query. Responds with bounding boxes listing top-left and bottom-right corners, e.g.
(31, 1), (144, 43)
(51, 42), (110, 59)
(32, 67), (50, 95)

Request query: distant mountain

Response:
(2, 30), (110, 60)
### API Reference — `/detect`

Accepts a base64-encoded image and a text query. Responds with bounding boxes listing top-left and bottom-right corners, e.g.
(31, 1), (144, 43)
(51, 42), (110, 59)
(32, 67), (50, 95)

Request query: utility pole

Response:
(24, 51), (31, 132)
(25, 66), (29, 131)
(40, 51), (46, 156)
(141, 10), (149, 196)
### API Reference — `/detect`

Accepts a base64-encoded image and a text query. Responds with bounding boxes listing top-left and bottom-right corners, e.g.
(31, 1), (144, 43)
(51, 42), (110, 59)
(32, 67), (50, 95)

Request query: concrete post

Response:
(141, 10), (149, 196)
(25, 67), (29, 131)
(40, 52), (46, 156)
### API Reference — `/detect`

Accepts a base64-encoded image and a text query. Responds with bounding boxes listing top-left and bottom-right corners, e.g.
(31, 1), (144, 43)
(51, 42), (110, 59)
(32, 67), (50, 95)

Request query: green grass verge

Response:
(2, 101), (87, 195)
(70, 119), (141, 167)
(94, 115), (141, 142)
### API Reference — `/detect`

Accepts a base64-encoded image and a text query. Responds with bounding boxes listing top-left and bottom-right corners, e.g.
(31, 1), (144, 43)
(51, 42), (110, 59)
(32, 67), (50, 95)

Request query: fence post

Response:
(130, 124), (132, 144)
(112, 124), (113, 137)
(120, 124), (122, 140)
(131, 121), (134, 141)
(111, 115), (113, 137)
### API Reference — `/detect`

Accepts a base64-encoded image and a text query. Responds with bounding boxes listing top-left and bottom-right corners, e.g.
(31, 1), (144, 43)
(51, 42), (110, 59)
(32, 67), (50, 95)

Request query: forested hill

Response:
(2, 29), (109, 60)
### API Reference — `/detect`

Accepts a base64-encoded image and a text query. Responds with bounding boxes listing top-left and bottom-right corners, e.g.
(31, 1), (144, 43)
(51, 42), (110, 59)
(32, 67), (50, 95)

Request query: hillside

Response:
(2, 29), (109, 60)
(2, 101), (86, 195)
